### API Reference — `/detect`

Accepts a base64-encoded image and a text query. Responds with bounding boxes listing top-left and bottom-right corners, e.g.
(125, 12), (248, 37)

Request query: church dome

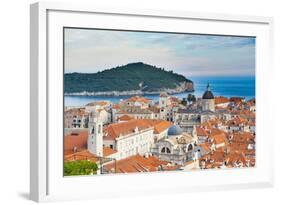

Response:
(202, 83), (214, 99)
(168, 124), (183, 136)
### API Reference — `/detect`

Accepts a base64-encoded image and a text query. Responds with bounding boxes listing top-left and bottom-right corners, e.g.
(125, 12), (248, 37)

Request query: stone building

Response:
(151, 124), (202, 165)
(64, 108), (88, 129)
(202, 83), (215, 112)
(174, 83), (217, 132)
(87, 115), (172, 161)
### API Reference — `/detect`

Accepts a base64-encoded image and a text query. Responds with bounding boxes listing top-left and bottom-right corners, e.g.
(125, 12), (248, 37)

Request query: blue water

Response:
(64, 76), (255, 107)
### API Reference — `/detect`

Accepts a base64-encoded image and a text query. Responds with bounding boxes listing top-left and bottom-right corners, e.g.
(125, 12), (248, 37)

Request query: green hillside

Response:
(64, 62), (193, 93)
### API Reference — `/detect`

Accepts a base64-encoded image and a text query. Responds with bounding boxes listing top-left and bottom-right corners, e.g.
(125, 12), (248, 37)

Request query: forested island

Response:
(64, 62), (194, 96)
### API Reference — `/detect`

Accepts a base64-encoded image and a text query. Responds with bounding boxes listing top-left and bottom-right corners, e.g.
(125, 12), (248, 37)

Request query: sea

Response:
(64, 76), (255, 107)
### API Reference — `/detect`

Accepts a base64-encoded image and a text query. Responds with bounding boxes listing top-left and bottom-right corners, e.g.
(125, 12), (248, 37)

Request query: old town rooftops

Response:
(104, 154), (177, 173)
(64, 147), (118, 162)
(196, 127), (208, 136)
(177, 108), (215, 115)
(64, 131), (118, 156)
(86, 101), (110, 107)
(64, 131), (88, 151)
(126, 96), (152, 104)
(104, 119), (172, 140)
(227, 116), (248, 126)
(215, 96), (229, 104)
(117, 106), (153, 114)
(64, 108), (88, 116)
(117, 115), (134, 121)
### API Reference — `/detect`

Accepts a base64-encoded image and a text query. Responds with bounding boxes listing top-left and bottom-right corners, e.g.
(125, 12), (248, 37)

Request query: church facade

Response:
(174, 83), (216, 132)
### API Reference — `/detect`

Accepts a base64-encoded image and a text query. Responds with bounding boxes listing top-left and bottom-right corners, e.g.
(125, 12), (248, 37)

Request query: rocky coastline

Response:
(65, 82), (194, 97)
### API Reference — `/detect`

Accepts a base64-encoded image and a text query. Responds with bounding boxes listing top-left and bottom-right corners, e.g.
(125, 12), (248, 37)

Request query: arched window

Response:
(91, 127), (95, 134)
(187, 144), (193, 151)
(161, 147), (171, 154)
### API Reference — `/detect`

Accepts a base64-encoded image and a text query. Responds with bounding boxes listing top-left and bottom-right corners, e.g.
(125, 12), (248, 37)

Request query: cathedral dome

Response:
(202, 83), (214, 99)
(168, 125), (183, 136)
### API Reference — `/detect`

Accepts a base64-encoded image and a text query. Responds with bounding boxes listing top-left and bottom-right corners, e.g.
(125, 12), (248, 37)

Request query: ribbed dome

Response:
(168, 125), (183, 136)
(202, 83), (214, 99)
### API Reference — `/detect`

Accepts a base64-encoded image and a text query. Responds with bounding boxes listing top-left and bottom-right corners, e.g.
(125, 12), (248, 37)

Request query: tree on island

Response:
(187, 94), (196, 104)
(64, 160), (98, 176)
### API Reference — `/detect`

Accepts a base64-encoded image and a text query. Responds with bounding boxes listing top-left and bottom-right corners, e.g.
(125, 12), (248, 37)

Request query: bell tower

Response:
(88, 111), (103, 157)
(202, 83), (215, 112)
(159, 92), (169, 120)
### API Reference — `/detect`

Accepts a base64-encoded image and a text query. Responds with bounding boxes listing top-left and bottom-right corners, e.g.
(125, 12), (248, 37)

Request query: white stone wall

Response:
(115, 112), (154, 121)
(202, 99), (215, 112)
(64, 113), (88, 128)
(216, 102), (229, 108)
(88, 115), (103, 157)
(115, 128), (154, 159)
(103, 139), (115, 149)
(154, 129), (169, 142)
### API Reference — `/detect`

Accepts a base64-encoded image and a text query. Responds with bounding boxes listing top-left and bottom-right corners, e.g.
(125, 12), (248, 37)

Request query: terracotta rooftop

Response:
(64, 131), (88, 152)
(126, 96), (151, 104)
(103, 147), (118, 157)
(64, 131), (117, 157)
(118, 115), (134, 121)
(231, 132), (255, 143)
(64, 108), (88, 116)
(104, 154), (171, 173)
(148, 106), (160, 113)
(86, 101), (110, 107)
(209, 131), (228, 145)
(215, 96), (229, 104)
(227, 116), (248, 126)
(104, 119), (172, 140)
(117, 106), (153, 115)
(230, 97), (245, 103)
(64, 150), (98, 162)
(112, 104), (121, 109)
(64, 147), (117, 162)
(196, 127), (208, 136)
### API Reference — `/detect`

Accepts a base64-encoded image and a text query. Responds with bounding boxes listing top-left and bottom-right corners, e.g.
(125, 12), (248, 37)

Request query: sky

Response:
(64, 28), (255, 77)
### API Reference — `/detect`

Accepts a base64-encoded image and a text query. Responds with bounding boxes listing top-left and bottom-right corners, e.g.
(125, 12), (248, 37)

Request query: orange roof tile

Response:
(86, 101), (109, 107)
(103, 147), (117, 157)
(64, 147), (117, 161)
(104, 154), (169, 173)
(209, 131), (228, 145)
(126, 96), (151, 104)
(215, 96), (229, 104)
(64, 131), (88, 152)
(118, 115), (134, 121)
(65, 108), (88, 116)
(112, 104), (121, 109)
(104, 119), (172, 140)
(196, 127), (208, 136)
(64, 150), (98, 163)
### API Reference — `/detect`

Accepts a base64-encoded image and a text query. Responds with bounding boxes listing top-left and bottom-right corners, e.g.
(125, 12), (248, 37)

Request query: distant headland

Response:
(64, 62), (194, 96)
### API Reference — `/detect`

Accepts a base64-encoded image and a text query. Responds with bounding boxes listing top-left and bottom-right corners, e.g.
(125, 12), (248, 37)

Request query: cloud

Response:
(64, 28), (255, 77)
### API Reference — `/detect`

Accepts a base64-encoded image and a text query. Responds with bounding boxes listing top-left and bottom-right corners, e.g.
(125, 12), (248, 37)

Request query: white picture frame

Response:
(30, 1), (274, 202)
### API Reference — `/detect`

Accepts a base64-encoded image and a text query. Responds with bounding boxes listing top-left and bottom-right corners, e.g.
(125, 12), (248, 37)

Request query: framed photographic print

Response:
(30, 2), (274, 202)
